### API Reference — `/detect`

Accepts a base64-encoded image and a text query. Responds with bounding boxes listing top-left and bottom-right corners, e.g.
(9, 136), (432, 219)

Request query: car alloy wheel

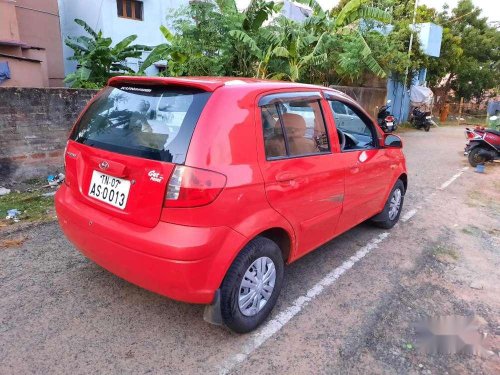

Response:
(238, 256), (276, 317)
(388, 188), (402, 221)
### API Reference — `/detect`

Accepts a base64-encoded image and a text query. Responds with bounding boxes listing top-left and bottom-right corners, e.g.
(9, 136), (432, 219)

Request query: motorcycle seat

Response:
(486, 128), (500, 136)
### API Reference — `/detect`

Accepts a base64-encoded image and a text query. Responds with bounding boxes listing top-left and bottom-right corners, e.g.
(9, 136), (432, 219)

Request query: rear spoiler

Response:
(108, 76), (224, 92)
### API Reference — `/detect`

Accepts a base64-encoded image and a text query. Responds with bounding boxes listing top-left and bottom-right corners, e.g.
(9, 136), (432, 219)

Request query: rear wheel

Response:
(424, 123), (431, 132)
(220, 237), (284, 333)
(468, 147), (486, 167)
(371, 180), (405, 229)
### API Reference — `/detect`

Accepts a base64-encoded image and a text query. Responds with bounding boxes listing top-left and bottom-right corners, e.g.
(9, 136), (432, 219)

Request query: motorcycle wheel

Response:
(424, 124), (431, 132)
(468, 147), (486, 167)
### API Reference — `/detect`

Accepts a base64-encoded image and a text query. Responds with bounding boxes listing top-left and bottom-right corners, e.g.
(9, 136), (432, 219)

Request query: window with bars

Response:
(117, 0), (143, 21)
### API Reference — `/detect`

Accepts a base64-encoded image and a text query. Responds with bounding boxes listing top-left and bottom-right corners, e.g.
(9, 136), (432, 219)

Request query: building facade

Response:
(58, 0), (188, 76)
(0, 0), (65, 87)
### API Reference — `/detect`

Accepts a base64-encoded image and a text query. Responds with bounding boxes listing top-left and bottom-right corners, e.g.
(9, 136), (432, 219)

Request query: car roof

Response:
(108, 76), (350, 99)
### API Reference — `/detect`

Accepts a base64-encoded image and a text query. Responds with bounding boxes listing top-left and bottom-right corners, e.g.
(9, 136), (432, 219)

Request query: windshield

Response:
(71, 85), (211, 164)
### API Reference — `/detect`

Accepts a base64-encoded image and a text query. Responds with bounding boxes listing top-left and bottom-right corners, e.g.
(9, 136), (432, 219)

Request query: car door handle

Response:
(275, 172), (297, 182)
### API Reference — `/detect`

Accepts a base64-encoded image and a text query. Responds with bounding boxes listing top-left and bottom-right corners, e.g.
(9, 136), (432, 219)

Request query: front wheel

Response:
(468, 147), (487, 167)
(220, 237), (284, 333)
(371, 180), (405, 229)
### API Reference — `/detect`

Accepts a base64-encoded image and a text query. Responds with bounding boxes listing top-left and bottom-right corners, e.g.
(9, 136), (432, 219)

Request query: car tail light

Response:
(164, 165), (226, 208)
(385, 116), (395, 122)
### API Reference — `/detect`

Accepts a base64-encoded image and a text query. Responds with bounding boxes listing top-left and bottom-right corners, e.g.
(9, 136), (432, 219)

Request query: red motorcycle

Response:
(464, 125), (500, 167)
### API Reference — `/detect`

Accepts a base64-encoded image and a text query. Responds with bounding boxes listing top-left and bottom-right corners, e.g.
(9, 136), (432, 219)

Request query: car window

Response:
(330, 100), (347, 115)
(71, 86), (210, 164)
(261, 99), (330, 159)
(328, 100), (375, 151)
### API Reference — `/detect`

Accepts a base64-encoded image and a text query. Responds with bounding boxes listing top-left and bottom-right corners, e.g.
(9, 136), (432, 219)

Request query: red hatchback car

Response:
(56, 76), (407, 333)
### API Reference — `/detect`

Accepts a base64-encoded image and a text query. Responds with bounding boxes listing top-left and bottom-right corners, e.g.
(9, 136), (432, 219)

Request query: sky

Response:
(237, 0), (500, 23)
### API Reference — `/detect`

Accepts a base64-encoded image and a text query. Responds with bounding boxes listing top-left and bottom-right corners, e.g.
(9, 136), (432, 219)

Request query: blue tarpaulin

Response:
(487, 101), (500, 116)
(0, 61), (11, 83)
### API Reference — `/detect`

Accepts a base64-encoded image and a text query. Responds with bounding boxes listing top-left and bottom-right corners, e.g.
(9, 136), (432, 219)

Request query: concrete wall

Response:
(0, 0), (65, 87)
(330, 85), (387, 118)
(0, 0), (21, 41)
(15, 0), (65, 86)
(0, 55), (46, 88)
(0, 87), (97, 182)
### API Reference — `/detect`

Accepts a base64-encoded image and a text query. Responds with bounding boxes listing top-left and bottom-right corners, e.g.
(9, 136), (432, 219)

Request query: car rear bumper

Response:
(55, 184), (247, 304)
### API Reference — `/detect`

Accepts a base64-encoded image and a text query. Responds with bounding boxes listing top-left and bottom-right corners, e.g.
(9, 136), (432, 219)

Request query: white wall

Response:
(59, 0), (188, 78)
(58, 0), (103, 76)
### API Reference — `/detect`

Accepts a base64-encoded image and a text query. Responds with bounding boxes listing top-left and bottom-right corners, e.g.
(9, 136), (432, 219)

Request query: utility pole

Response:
(400, 0), (419, 121)
(403, 0), (419, 90)
(458, 97), (464, 126)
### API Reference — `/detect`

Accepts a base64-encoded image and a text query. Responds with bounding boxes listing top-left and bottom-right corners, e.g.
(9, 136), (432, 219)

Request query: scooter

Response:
(464, 121), (500, 167)
(377, 100), (397, 133)
(410, 106), (434, 132)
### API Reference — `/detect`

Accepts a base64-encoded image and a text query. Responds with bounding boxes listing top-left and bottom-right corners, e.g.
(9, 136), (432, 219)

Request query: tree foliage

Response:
(426, 0), (500, 104)
(64, 0), (499, 102)
(127, 0), (393, 83)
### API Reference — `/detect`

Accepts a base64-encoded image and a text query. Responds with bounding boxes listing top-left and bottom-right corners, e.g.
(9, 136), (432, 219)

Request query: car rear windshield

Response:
(70, 85), (211, 164)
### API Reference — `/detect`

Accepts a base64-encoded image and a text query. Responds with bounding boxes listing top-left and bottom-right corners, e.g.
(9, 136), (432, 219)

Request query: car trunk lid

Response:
(64, 82), (212, 227)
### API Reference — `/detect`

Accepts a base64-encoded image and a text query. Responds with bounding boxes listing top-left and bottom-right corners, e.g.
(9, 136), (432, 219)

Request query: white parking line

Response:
(219, 232), (389, 375)
(438, 167), (469, 190)
(219, 166), (469, 374)
(401, 209), (417, 222)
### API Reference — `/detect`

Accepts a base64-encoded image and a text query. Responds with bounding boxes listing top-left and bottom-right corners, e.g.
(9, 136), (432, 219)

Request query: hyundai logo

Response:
(99, 161), (109, 170)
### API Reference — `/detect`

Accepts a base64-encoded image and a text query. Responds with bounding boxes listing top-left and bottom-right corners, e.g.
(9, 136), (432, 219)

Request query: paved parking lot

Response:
(1, 127), (499, 374)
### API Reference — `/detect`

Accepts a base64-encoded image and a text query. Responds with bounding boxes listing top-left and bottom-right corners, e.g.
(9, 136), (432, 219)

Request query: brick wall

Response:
(0, 85), (387, 183)
(0, 87), (97, 182)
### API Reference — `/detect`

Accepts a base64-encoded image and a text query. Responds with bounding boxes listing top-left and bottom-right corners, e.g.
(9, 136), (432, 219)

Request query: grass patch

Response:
(432, 245), (460, 263)
(0, 191), (56, 224)
(461, 228), (473, 235)
(461, 226), (481, 236)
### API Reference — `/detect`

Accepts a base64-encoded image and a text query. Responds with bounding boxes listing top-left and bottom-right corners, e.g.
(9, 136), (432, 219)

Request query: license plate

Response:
(386, 122), (393, 127)
(426, 116), (432, 119)
(88, 171), (131, 209)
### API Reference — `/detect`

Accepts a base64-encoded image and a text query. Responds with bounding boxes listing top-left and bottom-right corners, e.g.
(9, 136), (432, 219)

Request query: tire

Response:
(220, 237), (284, 333)
(371, 180), (405, 229)
(424, 123), (431, 132)
(468, 147), (486, 167)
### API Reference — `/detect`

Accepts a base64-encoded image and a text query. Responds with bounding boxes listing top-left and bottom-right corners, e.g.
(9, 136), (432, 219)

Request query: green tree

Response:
(228, 29), (288, 78)
(64, 19), (150, 88)
(140, 0), (282, 77)
(299, 0), (393, 79)
(425, 0), (500, 107)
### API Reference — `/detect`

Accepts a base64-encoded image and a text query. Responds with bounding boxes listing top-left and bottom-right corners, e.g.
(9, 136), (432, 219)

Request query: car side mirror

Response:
(384, 134), (402, 148)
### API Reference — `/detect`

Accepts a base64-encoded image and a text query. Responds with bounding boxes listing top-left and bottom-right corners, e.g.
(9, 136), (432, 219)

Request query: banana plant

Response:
(275, 18), (328, 82)
(221, 0), (284, 77)
(64, 19), (150, 88)
(298, 0), (392, 78)
(215, 0), (282, 32)
(229, 29), (288, 78)
(137, 25), (189, 76)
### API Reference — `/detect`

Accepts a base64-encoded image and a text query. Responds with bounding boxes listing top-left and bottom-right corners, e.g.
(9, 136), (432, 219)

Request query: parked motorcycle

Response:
(464, 122), (500, 167)
(410, 106), (434, 132)
(377, 100), (397, 133)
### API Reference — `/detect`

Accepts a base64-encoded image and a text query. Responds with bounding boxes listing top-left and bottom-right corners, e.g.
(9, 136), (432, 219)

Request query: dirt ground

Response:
(0, 126), (499, 374)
